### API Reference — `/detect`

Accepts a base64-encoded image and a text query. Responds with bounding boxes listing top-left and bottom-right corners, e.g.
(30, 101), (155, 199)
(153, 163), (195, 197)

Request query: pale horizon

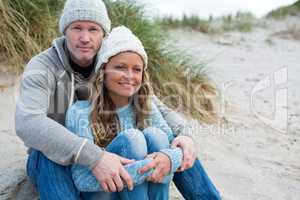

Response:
(137, 0), (298, 19)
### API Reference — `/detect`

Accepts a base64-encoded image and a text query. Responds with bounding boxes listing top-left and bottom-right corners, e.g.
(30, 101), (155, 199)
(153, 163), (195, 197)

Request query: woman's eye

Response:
(133, 68), (142, 72)
(115, 65), (125, 70)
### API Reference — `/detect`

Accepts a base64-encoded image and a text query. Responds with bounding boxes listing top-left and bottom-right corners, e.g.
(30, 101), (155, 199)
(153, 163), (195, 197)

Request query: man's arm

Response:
(15, 59), (103, 167)
(152, 96), (194, 139)
(152, 95), (196, 171)
(148, 103), (183, 171)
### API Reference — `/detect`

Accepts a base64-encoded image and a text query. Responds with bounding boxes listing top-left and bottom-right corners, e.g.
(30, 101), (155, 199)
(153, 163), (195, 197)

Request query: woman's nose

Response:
(124, 69), (134, 79)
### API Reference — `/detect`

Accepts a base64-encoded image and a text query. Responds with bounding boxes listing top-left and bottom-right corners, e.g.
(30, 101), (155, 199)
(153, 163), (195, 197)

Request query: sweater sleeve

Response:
(149, 102), (175, 142)
(66, 103), (155, 192)
(160, 148), (183, 173)
(152, 95), (195, 140)
(15, 59), (103, 167)
(65, 102), (104, 192)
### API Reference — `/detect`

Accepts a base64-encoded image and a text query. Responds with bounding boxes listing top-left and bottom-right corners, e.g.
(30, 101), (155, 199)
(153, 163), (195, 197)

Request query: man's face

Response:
(65, 21), (104, 67)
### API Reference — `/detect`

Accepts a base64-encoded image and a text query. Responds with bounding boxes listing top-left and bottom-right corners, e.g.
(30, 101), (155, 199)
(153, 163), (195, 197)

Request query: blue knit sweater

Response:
(66, 100), (183, 192)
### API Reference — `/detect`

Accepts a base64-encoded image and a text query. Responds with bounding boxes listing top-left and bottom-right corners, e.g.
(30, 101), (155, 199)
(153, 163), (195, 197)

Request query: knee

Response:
(118, 129), (147, 160)
(143, 127), (169, 152)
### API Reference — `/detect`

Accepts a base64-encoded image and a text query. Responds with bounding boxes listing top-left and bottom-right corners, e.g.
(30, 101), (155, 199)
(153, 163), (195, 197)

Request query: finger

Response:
(139, 161), (156, 174)
(155, 169), (166, 183)
(120, 167), (133, 191)
(100, 181), (109, 193)
(106, 178), (117, 192)
(181, 159), (190, 171)
(113, 174), (124, 192)
(176, 168), (182, 172)
(183, 156), (194, 170)
(186, 152), (195, 168)
(149, 168), (164, 182)
(191, 153), (197, 165)
(146, 153), (157, 159)
(171, 139), (180, 149)
(119, 156), (135, 165)
(181, 149), (190, 171)
(186, 161), (194, 169)
(146, 176), (154, 182)
(185, 157), (192, 169)
(186, 153), (196, 169)
(148, 175), (158, 183)
(158, 176), (165, 183)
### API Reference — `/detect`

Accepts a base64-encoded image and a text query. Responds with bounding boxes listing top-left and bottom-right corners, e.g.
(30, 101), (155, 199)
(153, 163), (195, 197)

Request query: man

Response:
(15, 0), (221, 199)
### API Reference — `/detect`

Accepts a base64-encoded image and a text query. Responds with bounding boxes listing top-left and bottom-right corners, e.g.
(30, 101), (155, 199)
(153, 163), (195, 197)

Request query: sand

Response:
(168, 17), (300, 199)
(0, 17), (299, 199)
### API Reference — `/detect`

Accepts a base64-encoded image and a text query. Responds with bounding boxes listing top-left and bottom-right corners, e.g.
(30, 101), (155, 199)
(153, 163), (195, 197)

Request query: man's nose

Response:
(80, 30), (90, 43)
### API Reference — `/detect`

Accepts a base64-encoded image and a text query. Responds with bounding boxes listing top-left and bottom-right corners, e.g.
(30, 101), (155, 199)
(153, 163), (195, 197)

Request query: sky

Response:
(137, 0), (298, 19)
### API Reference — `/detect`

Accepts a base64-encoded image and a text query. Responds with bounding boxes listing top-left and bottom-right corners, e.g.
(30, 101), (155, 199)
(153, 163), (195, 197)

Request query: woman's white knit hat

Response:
(59, 0), (111, 35)
(95, 26), (148, 71)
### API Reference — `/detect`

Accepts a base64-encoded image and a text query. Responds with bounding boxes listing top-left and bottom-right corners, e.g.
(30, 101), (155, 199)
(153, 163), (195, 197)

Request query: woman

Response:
(66, 26), (183, 200)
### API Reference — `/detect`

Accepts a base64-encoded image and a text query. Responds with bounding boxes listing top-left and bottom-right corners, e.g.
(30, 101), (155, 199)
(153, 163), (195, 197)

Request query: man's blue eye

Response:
(72, 27), (81, 31)
(90, 28), (98, 32)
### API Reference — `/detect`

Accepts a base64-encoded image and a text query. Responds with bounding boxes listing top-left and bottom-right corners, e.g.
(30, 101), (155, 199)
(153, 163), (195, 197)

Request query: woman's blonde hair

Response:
(89, 54), (153, 147)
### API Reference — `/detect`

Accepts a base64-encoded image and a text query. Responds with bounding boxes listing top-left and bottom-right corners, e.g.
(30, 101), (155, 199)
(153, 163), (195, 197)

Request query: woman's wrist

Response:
(160, 148), (183, 173)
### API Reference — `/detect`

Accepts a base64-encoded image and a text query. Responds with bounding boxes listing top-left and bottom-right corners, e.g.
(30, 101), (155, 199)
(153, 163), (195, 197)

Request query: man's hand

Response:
(138, 152), (171, 183)
(92, 151), (135, 192)
(171, 135), (196, 171)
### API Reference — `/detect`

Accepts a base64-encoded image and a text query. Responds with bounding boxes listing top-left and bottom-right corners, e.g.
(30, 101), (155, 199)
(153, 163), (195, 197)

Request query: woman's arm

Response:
(66, 102), (154, 192)
(152, 96), (197, 171)
(65, 101), (104, 192)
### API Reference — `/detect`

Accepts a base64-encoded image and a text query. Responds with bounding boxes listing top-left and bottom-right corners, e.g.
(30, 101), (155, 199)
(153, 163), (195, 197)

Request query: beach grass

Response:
(0, 0), (218, 123)
(158, 11), (255, 34)
(0, 0), (62, 71)
(267, 0), (300, 18)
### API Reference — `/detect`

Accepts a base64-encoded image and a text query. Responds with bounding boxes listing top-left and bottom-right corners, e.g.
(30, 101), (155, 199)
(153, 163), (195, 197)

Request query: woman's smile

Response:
(104, 52), (144, 107)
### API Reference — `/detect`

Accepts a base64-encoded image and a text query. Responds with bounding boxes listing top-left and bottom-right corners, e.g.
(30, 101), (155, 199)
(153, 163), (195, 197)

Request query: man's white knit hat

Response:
(59, 0), (111, 35)
(95, 26), (148, 71)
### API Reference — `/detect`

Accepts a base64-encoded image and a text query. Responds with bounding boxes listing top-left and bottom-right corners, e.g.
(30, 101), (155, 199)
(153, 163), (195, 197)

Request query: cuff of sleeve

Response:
(76, 140), (104, 169)
(160, 148), (183, 173)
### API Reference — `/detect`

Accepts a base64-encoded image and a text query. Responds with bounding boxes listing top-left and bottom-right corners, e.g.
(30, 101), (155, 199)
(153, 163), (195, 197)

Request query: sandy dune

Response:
(168, 17), (300, 199)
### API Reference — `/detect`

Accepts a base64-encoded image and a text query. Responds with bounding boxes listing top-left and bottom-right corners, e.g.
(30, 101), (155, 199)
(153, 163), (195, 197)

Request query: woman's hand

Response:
(138, 152), (171, 183)
(171, 135), (196, 171)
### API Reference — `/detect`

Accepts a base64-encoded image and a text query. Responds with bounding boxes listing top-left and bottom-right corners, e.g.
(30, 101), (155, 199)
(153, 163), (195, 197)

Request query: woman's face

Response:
(104, 52), (144, 105)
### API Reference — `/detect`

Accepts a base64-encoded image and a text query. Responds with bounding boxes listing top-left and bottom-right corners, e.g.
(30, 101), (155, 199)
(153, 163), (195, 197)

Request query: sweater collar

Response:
(52, 36), (99, 75)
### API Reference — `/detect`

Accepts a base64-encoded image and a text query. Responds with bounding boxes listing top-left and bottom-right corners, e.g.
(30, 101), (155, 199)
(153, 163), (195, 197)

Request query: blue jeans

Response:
(27, 127), (171, 200)
(80, 127), (171, 200)
(27, 132), (221, 200)
(173, 159), (221, 199)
